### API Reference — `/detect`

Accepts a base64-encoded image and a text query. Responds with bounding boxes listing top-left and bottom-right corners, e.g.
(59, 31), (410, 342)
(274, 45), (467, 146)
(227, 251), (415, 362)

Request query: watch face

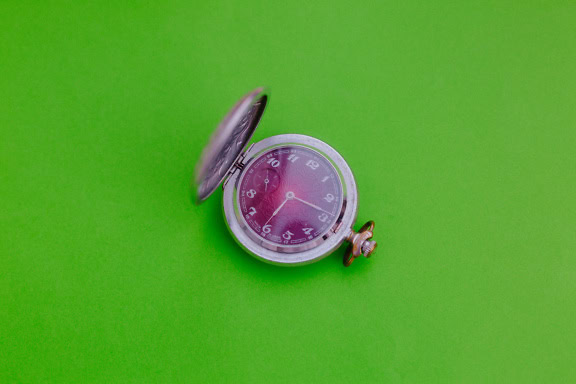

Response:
(237, 145), (343, 250)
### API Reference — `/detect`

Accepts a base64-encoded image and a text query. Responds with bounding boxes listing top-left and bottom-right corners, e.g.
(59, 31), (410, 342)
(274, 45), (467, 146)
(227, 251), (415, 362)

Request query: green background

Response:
(1, 1), (575, 382)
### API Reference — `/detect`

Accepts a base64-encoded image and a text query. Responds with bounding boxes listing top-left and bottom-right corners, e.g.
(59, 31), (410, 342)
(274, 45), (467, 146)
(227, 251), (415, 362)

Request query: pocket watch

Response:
(193, 87), (377, 267)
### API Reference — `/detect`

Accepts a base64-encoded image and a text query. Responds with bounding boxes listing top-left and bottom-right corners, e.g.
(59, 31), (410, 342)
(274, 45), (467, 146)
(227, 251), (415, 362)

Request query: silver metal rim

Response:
(223, 134), (358, 266)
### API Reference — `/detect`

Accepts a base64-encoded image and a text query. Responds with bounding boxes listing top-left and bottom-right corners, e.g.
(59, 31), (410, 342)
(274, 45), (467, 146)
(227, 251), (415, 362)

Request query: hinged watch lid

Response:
(193, 87), (269, 203)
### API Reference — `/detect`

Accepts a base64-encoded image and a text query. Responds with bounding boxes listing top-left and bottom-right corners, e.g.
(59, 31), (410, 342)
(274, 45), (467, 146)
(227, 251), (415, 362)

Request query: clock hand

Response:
(293, 196), (335, 216)
(264, 169), (269, 192)
(264, 198), (288, 226)
(263, 191), (296, 226)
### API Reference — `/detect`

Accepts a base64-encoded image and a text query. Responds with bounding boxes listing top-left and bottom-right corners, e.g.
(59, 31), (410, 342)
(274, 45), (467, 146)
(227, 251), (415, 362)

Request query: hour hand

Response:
(293, 196), (334, 216)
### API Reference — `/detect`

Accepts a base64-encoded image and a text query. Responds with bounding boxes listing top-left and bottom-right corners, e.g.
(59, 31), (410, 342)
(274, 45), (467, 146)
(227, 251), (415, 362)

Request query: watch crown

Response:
(361, 240), (377, 257)
(343, 221), (377, 267)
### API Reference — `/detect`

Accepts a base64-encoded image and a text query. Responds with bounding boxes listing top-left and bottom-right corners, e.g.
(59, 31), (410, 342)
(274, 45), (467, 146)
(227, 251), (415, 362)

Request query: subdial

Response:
(253, 168), (280, 193)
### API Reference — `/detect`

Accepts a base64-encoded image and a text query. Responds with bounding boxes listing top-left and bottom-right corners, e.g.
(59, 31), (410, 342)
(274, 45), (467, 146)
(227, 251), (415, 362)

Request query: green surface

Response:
(1, 1), (575, 382)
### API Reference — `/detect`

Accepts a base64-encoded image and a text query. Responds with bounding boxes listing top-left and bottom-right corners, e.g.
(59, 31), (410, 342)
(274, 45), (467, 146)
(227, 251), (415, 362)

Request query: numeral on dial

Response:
(321, 176), (329, 183)
(306, 160), (319, 170)
(247, 189), (256, 198)
(282, 230), (294, 240)
(248, 207), (257, 216)
(287, 154), (299, 163)
(302, 227), (314, 235)
(323, 193), (334, 203)
(267, 158), (280, 167)
(318, 213), (328, 222)
(262, 224), (272, 234)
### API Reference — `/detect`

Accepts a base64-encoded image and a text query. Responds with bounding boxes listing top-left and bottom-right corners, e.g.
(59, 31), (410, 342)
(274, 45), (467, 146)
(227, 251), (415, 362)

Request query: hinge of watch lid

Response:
(222, 143), (254, 190)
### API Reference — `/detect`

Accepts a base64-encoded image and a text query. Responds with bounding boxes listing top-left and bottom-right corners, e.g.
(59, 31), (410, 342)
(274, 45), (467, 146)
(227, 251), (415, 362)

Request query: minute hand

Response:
(293, 196), (335, 215)
(264, 198), (288, 226)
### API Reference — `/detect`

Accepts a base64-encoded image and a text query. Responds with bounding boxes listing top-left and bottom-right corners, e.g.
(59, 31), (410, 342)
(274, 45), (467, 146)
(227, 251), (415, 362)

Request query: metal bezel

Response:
(223, 134), (358, 266)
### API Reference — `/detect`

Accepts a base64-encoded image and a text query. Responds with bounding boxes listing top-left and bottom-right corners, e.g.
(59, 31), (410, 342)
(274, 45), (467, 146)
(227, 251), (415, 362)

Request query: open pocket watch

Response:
(193, 87), (377, 266)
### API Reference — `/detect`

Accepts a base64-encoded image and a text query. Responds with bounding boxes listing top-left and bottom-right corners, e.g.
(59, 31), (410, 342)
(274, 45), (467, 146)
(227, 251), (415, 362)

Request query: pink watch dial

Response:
(238, 145), (343, 247)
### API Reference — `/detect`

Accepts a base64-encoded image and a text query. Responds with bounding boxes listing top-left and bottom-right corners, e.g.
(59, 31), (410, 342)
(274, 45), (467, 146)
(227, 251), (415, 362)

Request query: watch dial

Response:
(237, 145), (343, 248)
